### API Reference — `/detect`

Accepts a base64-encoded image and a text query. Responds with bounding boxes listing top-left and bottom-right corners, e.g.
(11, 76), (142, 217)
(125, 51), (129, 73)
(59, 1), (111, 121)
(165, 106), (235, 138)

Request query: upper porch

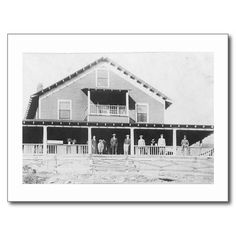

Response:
(83, 88), (130, 123)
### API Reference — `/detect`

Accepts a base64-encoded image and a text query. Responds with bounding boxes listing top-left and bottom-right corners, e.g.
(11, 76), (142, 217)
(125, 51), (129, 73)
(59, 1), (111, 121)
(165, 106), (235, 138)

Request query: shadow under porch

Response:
(22, 123), (214, 157)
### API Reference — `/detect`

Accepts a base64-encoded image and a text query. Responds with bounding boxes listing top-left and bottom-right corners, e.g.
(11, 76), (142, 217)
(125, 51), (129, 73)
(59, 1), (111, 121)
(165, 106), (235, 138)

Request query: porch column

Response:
(130, 127), (134, 155)
(88, 127), (92, 155)
(126, 91), (129, 122)
(87, 89), (91, 121)
(172, 128), (177, 156)
(43, 126), (47, 155)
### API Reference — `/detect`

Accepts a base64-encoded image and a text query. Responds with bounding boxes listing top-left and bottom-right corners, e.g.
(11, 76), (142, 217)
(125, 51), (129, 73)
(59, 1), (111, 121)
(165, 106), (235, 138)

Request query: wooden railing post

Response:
(43, 126), (47, 156)
(88, 127), (92, 155)
(87, 89), (91, 121)
(126, 91), (129, 121)
(172, 128), (177, 156)
(130, 128), (134, 155)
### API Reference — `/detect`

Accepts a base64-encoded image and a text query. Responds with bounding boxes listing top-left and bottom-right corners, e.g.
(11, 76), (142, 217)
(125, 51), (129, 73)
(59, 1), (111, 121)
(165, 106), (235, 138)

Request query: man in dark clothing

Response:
(102, 139), (108, 154)
(110, 133), (118, 154)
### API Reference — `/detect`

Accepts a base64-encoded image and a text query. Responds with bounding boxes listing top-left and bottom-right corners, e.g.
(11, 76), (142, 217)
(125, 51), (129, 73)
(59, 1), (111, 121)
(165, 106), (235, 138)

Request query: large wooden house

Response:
(22, 57), (214, 157)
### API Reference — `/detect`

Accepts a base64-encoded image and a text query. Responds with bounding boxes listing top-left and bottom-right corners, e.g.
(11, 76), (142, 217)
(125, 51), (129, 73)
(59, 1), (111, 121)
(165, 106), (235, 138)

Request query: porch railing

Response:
(90, 104), (127, 116)
(22, 144), (44, 155)
(23, 144), (214, 157)
(47, 144), (88, 155)
(134, 145), (214, 157)
(22, 144), (88, 155)
(134, 145), (174, 156)
(176, 146), (214, 157)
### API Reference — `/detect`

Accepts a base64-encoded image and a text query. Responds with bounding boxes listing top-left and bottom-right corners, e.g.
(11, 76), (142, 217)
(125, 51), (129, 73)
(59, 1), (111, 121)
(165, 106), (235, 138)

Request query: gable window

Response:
(136, 103), (149, 123)
(58, 100), (72, 120)
(96, 69), (109, 87)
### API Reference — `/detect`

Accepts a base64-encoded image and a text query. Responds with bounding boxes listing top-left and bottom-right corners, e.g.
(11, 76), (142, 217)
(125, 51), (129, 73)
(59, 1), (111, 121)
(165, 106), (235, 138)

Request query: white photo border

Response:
(7, 34), (228, 202)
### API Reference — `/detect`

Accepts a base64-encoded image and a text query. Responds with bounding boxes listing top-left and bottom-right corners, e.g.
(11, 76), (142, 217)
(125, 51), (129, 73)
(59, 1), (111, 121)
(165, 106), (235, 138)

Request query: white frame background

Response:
(8, 34), (228, 202)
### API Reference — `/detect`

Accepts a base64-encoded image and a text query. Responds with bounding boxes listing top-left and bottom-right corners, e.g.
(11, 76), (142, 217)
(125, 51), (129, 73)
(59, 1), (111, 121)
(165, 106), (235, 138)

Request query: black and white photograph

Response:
(22, 52), (214, 184)
(7, 34), (228, 202)
(2, 1), (236, 236)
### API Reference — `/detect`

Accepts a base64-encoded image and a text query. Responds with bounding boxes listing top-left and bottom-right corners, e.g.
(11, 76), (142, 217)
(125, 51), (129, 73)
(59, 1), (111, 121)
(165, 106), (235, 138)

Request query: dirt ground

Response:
(23, 156), (214, 184)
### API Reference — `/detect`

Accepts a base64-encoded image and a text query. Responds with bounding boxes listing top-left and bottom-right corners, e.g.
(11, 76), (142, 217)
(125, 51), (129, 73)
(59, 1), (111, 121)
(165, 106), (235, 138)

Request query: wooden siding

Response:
(39, 69), (164, 123)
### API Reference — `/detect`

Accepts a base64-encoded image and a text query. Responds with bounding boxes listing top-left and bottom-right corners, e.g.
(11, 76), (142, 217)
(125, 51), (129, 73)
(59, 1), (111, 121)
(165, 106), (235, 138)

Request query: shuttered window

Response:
(58, 100), (71, 120)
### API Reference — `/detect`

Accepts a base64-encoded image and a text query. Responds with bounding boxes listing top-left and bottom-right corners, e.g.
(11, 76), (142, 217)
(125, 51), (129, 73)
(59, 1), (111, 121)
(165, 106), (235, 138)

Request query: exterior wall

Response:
(89, 115), (128, 123)
(108, 71), (164, 123)
(39, 67), (164, 123)
(40, 71), (96, 120)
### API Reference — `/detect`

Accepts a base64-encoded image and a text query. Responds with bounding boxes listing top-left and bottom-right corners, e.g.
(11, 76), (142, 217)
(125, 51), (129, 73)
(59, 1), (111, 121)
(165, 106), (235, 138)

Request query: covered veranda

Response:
(22, 120), (214, 157)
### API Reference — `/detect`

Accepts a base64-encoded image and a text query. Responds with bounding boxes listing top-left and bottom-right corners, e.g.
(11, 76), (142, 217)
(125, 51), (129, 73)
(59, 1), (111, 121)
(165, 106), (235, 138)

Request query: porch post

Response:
(87, 89), (91, 121)
(126, 91), (129, 122)
(130, 127), (134, 155)
(88, 127), (92, 155)
(173, 128), (177, 156)
(43, 126), (47, 155)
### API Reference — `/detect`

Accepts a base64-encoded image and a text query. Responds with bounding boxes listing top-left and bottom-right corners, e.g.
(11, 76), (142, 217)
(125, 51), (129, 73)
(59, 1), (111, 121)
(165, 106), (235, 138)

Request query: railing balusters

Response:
(133, 145), (214, 157)
(23, 144), (213, 157)
(23, 144), (89, 156)
(89, 104), (127, 116)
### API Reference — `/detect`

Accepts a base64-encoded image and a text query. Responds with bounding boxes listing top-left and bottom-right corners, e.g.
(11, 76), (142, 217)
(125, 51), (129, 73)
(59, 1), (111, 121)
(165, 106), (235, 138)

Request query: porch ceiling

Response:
(22, 119), (214, 130)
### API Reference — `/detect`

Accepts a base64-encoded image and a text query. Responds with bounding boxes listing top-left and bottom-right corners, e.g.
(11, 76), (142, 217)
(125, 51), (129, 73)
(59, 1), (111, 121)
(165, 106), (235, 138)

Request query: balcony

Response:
(90, 104), (127, 116)
(84, 88), (130, 122)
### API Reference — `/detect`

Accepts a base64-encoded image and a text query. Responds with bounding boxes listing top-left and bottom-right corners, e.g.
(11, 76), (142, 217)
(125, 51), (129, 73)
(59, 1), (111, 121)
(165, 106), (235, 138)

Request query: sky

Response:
(23, 52), (214, 125)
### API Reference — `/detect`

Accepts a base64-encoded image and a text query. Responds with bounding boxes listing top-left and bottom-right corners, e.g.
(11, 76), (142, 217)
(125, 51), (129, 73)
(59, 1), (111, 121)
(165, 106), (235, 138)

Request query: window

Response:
(96, 69), (109, 87)
(136, 103), (148, 123)
(58, 100), (71, 120)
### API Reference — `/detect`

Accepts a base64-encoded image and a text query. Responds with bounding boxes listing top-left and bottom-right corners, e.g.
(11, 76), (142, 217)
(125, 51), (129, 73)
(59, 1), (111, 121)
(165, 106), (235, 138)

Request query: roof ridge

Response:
(31, 56), (171, 101)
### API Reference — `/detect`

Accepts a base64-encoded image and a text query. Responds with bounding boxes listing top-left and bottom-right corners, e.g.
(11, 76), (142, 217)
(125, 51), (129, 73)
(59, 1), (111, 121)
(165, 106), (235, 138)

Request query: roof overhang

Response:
(82, 88), (129, 93)
(22, 119), (214, 131)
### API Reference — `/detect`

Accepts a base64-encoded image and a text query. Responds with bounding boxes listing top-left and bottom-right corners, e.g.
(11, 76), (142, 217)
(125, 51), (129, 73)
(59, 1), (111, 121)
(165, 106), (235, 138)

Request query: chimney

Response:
(37, 83), (43, 92)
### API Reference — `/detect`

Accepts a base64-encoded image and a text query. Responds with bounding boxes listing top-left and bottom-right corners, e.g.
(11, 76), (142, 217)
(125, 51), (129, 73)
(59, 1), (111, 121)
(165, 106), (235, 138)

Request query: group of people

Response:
(67, 133), (190, 156)
(91, 133), (190, 155)
(137, 134), (190, 155)
(137, 134), (167, 155)
(91, 134), (131, 155)
(67, 138), (77, 144)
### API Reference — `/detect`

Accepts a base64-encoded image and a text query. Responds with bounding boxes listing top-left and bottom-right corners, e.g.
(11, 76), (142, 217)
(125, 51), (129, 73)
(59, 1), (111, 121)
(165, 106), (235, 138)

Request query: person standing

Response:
(110, 134), (118, 155)
(97, 139), (104, 154)
(138, 135), (146, 155)
(150, 138), (156, 155)
(91, 135), (97, 154)
(67, 138), (72, 154)
(102, 139), (107, 154)
(123, 134), (131, 155)
(181, 135), (189, 156)
(157, 134), (166, 155)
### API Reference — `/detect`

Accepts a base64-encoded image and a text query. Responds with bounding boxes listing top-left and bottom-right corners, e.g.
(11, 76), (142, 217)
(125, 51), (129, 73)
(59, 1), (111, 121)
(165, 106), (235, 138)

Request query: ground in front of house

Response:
(23, 155), (214, 184)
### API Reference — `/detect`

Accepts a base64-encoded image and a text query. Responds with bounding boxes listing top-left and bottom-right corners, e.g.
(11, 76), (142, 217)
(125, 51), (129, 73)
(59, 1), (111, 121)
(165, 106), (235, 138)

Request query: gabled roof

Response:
(25, 57), (172, 119)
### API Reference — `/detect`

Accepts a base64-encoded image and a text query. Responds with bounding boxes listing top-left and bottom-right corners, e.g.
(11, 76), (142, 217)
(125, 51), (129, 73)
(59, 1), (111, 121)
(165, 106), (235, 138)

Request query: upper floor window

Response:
(136, 103), (149, 123)
(58, 100), (72, 120)
(96, 69), (109, 88)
